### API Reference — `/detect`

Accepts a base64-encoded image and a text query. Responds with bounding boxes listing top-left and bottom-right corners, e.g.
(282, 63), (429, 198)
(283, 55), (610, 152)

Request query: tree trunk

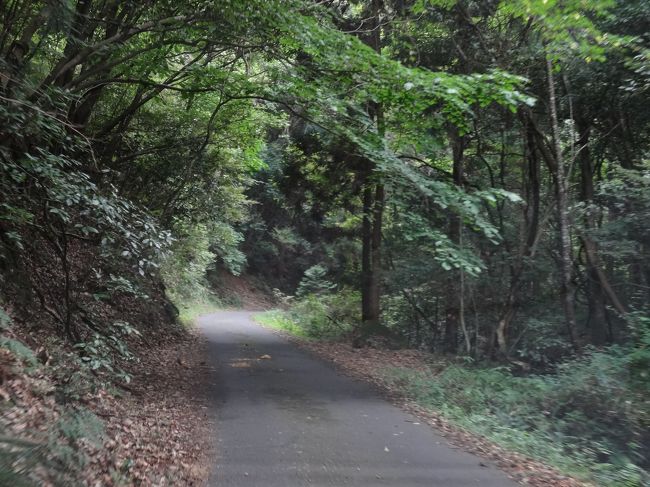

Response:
(576, 120), (609, 344)
(444, 128), (465, 353)
(56, 0), (94, 87)
(366, 182), (384, 327)
(357, 0), (385, 340)
(361, 181), (374, 324)
(495, 119), (542, 356)
(1, 6), (49, 93)
(643, 244), (650, 303)
(546, 58), (580, 352)
(69, 1), (122, 126)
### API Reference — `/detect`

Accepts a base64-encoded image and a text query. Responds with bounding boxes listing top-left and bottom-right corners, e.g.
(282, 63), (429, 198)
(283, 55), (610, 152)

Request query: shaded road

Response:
(199, 311), (517, 486)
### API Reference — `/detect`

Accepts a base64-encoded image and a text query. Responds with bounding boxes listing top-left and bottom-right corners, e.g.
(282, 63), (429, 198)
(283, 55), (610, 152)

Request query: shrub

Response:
(161, 223), (215, 303)
(255, 309), (309, 338)
(258, 289), (360, 340)
(296, 264), (336, 297)
(289, 289), (359, 339)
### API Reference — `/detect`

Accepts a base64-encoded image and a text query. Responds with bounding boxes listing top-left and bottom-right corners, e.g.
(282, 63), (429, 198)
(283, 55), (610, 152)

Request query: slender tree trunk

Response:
(444, 128), (465, 353)
(546, 58), (580, 352)
(458, 226), (471, 354)
(365, 182), (384, 327)
(495, 120), (542, 356)
(643, 244), (650, 303)
(69, 1), (122, 126)
(576, 120), (609, 344)
(361, 182), (374, 323)
(358, 0), (385, 338)
(56, 0), (94, 87)
(1, 5), (49, 92)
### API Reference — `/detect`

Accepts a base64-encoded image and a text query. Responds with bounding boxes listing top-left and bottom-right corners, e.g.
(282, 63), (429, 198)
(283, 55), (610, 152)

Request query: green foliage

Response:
(0, 308), (10, 330)
(272, 227), (311, 253)
(498, 0), (630, 62)
(0, 384), (106, 486)
(0, 436), (45, 487)
(511, 317), (575, 367)
(262, 289), (361, 340)
(161, 219), (248, 315)
(627, 313), (650, 385)
(51, 409), (105, 472)
(589, 164), (650, 305)
(255, 310), (310, 339)
(296, 264), (336, 297)
(161, 223), (217, 304)
(289, 295), (347, 339)
(0, 310), (36, 370)
(212, 222), (247, 276)
(0, 337), (37, 369)
(176, 299), (224, 328)
(0, 97), (172, 270)
(383, 347), (650, 486)
(74, 321), (140, 383)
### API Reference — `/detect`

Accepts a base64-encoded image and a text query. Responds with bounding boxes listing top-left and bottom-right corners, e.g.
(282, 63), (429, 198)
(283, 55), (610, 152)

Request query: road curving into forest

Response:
(199, 311), (517, 487)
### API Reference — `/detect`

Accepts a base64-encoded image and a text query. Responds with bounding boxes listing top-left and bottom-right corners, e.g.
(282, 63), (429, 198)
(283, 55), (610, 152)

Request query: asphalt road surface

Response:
(199, 311), (517, 487)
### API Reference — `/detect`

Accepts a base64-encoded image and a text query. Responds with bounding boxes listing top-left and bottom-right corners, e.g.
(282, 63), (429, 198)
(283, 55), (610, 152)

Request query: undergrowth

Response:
(256, 289), (359, 340)
(175, 298), (224, 327)
(0, 312), (114, 486)
(255, 309), (311, 338)
(382, 349), (649, 487)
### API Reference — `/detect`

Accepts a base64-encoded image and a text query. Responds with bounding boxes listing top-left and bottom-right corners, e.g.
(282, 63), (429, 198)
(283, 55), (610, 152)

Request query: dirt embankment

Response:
(1, 320), (214, 486)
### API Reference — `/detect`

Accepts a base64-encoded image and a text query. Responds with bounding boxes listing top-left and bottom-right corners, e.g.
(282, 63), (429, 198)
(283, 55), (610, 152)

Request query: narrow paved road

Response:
(200, 311), (517, 487)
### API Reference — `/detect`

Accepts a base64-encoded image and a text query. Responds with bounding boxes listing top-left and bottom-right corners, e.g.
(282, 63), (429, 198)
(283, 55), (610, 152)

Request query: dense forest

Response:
(1, 0), (649, 485)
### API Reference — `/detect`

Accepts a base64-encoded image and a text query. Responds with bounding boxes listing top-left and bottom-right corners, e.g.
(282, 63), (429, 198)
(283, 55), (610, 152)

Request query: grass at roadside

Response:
(175, 297), (223, 327)
(381, 364), (648, 487)
(254, 310), (311, 338)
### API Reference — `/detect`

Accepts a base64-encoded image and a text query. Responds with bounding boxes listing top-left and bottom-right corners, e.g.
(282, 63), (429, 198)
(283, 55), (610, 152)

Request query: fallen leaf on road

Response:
(231, 361), (251, 368)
